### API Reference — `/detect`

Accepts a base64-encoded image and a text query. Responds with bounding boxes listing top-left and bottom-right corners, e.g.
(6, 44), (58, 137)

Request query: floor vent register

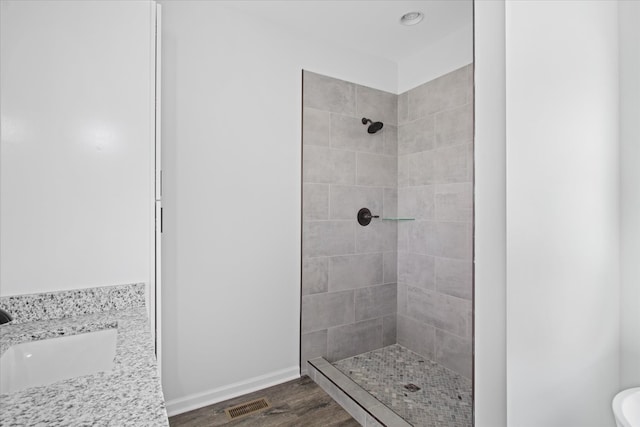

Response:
(224, 397), (271, 420)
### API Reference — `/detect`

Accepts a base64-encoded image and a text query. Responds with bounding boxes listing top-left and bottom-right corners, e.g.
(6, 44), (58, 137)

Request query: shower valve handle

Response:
(357, 208), (378, 226)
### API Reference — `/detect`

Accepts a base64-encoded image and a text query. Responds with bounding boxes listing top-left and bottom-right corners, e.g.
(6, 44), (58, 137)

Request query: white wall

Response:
(159, 1), (396, 415)
(619, 0), (640, 389)
(0, 1), (155, 297)
(473, 1), (507, 426)
(397, 24), (473, 94)
(506, 2), (620, 426)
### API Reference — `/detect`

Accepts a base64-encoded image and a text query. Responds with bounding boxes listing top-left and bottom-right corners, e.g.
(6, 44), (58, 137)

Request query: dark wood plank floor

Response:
(169, 376), (360, 427)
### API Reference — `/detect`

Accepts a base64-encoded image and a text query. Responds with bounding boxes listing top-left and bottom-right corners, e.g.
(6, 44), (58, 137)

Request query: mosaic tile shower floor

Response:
(333, 344), (472, 427)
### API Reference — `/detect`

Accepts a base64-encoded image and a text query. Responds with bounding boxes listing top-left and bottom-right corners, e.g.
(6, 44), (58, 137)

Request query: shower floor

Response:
(333, 344), (472, 427)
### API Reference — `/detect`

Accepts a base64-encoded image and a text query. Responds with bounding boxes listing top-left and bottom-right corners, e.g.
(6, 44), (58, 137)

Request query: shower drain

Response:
(404, 383), (421, 392)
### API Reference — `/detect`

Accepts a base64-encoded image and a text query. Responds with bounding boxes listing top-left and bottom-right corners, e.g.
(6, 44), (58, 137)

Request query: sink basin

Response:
(0, 328), (117, 394)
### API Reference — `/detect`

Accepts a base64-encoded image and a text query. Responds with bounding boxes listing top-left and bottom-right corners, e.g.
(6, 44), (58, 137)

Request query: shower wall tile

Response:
(327, 318), (383, 361)
(433, 222), (472, 260)
(383, 188), (398, 218)
(398, 186), (435, 220)
(303, 71), (356, 115)
(397, 92), (409, 125)
(435, 258), (472, 301)
(329, 253), (383, 291)
(406, 65), (471, 121)
(356, 85), (398, 126)
(435, 103), (473, 148)
(382, 315), (397, 346)
(398, 155), (410, 187)
(303, 108), (330, 146)
(397, 283), (408, 316)
(303, 145), (355, 185)
(329, 185), (382, 220)
(397, 315), (436, 359)
(435, 183), (473, 222)
(301, 330), (328, 374)
(398, 115), (435, 155)
(407, 151), (436, 186)
(331, 114), (384, 153)
(302, 221), (354, 257)
(355, 220), (397, 253)
(303, 183), (329, 220)
(356, 153), (397, 187)
(302, 290), (355, 333)
(433, 143), (473, 184)
(406, 286), (470, 338)
(302, 257), (329, 296)
(398, 252), (435, 290)
(435, 329), (472, 379)
(383, 251), (397, 284)
(397, 220), (434, 255)
(383, 125), (398, 156)
(302, 71), (399, 366)
(355, 283), (397, 322)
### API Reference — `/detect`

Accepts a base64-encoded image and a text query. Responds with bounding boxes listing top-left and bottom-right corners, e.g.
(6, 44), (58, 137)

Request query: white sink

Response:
(0, 328), (117, 395)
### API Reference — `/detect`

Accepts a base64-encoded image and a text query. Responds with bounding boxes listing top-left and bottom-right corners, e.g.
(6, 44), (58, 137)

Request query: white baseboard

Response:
(165, 366), (300, 417)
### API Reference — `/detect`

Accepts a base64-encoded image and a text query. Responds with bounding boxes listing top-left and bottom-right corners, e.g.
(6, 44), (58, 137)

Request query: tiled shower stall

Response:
(301, 65), (473, 425)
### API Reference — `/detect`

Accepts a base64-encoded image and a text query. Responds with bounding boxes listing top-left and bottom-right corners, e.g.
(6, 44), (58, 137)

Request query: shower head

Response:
(362, 118), (384, 134)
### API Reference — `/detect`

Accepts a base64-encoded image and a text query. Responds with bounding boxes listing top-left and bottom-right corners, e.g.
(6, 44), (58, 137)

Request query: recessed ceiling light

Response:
(400, 11), (424, 26)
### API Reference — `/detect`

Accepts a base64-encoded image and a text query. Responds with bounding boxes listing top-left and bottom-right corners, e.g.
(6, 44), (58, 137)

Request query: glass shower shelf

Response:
(381, 217), (415, 221)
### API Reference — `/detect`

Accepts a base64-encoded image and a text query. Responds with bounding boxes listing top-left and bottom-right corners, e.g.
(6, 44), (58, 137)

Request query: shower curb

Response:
(307, 358), (412, 427)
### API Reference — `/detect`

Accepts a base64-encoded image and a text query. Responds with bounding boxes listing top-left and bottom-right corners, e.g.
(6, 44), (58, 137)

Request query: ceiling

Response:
(225, 1), (473, 63)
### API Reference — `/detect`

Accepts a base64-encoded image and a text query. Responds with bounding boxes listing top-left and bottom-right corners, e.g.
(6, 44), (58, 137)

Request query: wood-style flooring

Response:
(168, 376), (360, 427)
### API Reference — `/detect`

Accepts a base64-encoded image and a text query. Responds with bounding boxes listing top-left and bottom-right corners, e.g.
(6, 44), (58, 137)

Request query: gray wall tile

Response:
(397, 315), (436, 359)
(398, 186), (435, 220)
(331, 114), (384, 153)
(407, 151), (436, 186)
(435, 183), (473, 222)
(303, 183), (329, 220)
(303, 71), (356, 115)
(303, 145), (356, 185)
(383, 251), (397, 284)
(398, 92), (409, 125)
(356, 85), (398, 126)
(397, 220), (434, 255)
(329, 253), (383, 291)
(433, 143), (473, 184)
(355, 283), (397, 321)
(301, 330), (327, 371)
(329, 185), (383, 220)
(302, 257), (329, 296)
(383, 125), (398, 156)
(302, 290), (355, 333)
(433, 222), (472, 259)
(327, 318), (383, 361)
(383, 188), (398, 219)
(356, 220), (397, 253)
(398, 115), (435, 155)
(398, 252), (435, 290)
(303, 108), (330, 146)
(356, 153), (397, 187)
(406, 286), (470, 337)
(382, 315), (397, 346)
(435, 103), (473, 148)
(398, 155), (410, 187)
(407, 66), (471, 121)
(435, 329), (472, 379)
(397, 283), (407, 315)
(435, 258), (472, 300)
(303, 221), (355, 257)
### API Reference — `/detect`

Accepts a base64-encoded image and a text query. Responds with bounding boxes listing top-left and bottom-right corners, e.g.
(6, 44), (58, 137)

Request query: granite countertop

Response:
(0, 308), (169, 426)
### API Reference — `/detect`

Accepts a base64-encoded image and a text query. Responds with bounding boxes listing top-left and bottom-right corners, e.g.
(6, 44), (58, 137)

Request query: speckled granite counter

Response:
(0, 285), (169, 426)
